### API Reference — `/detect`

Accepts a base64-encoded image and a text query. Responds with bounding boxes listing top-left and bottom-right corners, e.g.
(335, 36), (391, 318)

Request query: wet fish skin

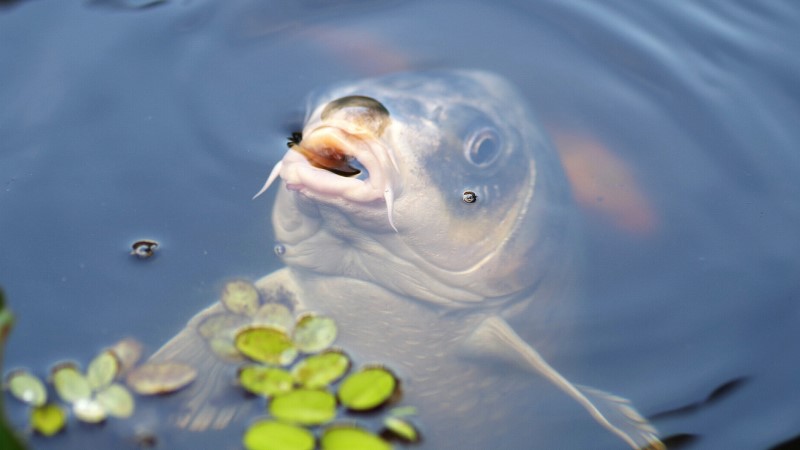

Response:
(151, 70), (663, 449)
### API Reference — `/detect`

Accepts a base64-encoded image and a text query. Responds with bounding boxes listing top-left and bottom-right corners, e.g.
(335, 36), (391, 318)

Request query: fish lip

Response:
(279, 125), (394, 203)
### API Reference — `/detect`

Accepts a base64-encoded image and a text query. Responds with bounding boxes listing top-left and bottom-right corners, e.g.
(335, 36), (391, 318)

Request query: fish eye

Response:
(464, 127), (502, 168)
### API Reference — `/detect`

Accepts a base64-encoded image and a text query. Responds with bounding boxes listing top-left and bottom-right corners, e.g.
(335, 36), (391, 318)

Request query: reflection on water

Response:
(1, 1), (799, 449)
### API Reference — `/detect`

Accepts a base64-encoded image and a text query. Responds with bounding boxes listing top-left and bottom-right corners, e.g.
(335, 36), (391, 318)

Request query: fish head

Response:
(265, 70), (573, 308)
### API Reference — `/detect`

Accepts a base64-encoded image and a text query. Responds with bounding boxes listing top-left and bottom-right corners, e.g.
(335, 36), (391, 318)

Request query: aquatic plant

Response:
(2, 280), (421, 448)
(199, 280), (421, 450)
(0, 289), (28, 448)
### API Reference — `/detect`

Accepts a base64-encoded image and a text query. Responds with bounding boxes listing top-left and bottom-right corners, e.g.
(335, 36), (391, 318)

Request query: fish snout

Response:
(320, 95), (391, 137)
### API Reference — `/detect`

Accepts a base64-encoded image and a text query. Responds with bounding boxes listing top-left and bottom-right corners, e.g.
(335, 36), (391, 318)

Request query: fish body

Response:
(152, 71), (662, 449)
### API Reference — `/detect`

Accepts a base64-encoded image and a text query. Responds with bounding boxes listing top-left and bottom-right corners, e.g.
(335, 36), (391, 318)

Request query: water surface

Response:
(1, 1), (799, 449)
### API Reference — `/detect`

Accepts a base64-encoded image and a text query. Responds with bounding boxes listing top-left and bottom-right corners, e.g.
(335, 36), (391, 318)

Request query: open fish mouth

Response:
(253, 96), (400, 231)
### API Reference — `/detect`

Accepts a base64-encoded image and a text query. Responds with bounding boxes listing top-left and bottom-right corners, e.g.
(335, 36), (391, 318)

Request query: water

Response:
(1, 1), (799, 449)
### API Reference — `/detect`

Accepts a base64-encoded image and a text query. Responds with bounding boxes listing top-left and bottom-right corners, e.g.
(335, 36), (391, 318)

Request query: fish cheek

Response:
(419, 145), (530, 251)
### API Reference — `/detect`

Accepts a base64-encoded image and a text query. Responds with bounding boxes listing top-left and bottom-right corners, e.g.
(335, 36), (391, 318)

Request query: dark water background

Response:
(1, 1), (799, 449)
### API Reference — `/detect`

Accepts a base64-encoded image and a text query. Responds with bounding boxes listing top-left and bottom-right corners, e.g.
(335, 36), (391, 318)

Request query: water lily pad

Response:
(96, 383), (134, 418)
(6, 369), (47, 406)
(382, 417), (419, 443)
(243, 419), (315, 450)
(30, 404), (66, 437)
(222, 280), (261, 316)
(320, 425), (391, 450)
(291, 350), (350, 389)
(269, 389), (337, 426)
(197, 313), (249, 340)
(73, 397), (107, 423)
(109, 338), (143, 375)
(87, 350), (120, 391)
(338, 367), (397, 411)
(51, 363), (91, 404)
(292, 314), (337, 353)
(238, 366), (294, 397)
(235, 326), (297, 366)
(126, 362), (197, 395)
(253, 303), (295, 333)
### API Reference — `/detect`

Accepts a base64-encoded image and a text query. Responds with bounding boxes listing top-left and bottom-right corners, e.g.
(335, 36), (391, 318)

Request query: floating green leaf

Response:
(30, 404), (66, 437)
(96, 383), (134, 418)
(292, 314), (337, 353)
(243, 419), (315, 450)
(320, 425), (391, 450)
(51, 363), (91, 404)
(291, 350), (350, 389)
(6, 370), (47, 407)
(222, 280), (261, 316)
(269, 389), (336, 426)
(253, 304), (295, 333)
(338, 367), (397, 411)
(73, 398), (106, 423)
(126, 362), (197, 395)
(235, 326), (297, 366)
(382, 416), (419, 443)
(238, 366), (294, 398)
(87, 350), (119, 391)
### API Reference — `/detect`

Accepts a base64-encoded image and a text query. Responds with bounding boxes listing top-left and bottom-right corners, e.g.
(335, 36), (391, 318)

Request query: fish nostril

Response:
(321, 95), (391, 136)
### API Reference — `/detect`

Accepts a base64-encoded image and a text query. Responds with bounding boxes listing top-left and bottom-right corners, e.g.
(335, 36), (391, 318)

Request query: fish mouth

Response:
(253, 123), (400, 231)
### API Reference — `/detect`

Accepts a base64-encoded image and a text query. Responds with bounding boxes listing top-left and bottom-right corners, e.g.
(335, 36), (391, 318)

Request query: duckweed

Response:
(238, 366), (294, 398)
(292, 314), (337, 353)
(243, 419), (315, 450)
(291, 350), (350, 389)
(269, 389), (337, 426)
(30, 404), (67, 437)
(320, 425), (391, 450)
(338, 367), (398, 411)
(235, 326), (298, 366)
(6, 370), (47, 407)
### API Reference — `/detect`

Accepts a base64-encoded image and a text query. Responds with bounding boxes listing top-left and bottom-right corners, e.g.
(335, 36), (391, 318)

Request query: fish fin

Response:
(252, 158), (284, 200)
(147, 302), (253, 432)
(461, 316), (664, 450)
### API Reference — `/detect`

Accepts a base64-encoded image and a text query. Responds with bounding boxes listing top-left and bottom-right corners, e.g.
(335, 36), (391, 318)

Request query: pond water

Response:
(1, 1), (799, 449)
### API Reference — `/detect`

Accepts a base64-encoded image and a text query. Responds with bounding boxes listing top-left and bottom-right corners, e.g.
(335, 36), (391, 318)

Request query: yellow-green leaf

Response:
(292, 315), (337, 353)
(238, 366), (294, 398)
(269, 389), (336, 426)
(338, 367), (397, 411)
(221, 280), (261, 316)
(243, 419), (315, 450)
(126, 362), (197, 395)
(51, 363), (91, 404)
(235, 326), (297, 366)
(96, 383), (135, 418)
(30, 404), (67, 437)
(87, 350), (120, 391)
(291, 350), (350, 389)
(6, 369), (47, 406)
(382, 416), (420, 443)
(320, 425), (391, 450)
